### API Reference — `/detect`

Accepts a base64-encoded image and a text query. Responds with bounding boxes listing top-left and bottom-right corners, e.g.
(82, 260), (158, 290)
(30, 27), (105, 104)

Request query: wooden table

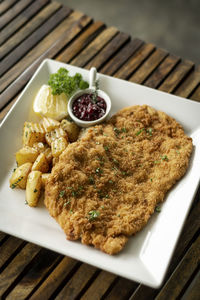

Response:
(0, 1), (200, 299)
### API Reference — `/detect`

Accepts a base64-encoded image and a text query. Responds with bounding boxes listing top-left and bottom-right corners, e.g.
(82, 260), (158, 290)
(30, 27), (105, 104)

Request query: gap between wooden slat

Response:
(0, 0), (34, 30)
(0, 1), (61, 58)
(0, 5), (70, 77)
(0, 0), (50, 46)
(0, 0), (18, 16)
(155, 235), (200, 300)
(0, 10), (93, 107)
(56, 20), (106, 63)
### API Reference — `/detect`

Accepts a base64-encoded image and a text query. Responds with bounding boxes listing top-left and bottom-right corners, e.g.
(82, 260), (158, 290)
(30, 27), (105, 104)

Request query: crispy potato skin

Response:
(45, 105), (193, 255)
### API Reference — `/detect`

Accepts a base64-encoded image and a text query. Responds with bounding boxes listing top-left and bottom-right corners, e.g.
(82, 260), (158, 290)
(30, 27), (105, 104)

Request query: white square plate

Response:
(0, 59), (200, 288)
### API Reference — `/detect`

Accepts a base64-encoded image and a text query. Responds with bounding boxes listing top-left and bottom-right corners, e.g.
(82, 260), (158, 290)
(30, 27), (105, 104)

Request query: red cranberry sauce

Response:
(72, 93), (107, 121)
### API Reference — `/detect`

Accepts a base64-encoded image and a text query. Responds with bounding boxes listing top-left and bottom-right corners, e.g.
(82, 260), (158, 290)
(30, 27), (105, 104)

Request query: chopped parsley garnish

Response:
(104, 146), (109, 151)
(155, 205), (161, 213)
(11, 176), (23, 189)
(136, 128), (145, 136)
(161, 155), (169, 161)
(146, 128), (153, 136)
(88, 210), (100, 221)
(64, 200), (71, 207)
(48, 68), (89, 96)
(95, 167), (103, 175)
(59, 190), (65, 198)
(34, 189), (38, 193)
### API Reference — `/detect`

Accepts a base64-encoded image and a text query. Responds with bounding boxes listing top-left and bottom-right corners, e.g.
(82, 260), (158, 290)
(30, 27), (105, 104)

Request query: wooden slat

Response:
(6, 249), (62, 300)
(55, 264), (97, 300)
(114, 43), (155, 79)
(0, 0), (18, 15)
(100, 38), (144, 76)
(105, 277), (137, 300)
(0, 1), (61, 58)
(144, 54), (180, 89)
(0, 0), (34, 30)
(0, 4), (70, 76)
(175, 65), (200, 98)
(71, 26), (119, 67)
(0, 236), (24, 270)
(155, 235), (200, 300)
(80, 271), (116, 300)
(85, 31), (130, 70)
(158, 60), (194, 93)
(0, 11), (92, 108)
(129, 48), (168, 84)
(0, 0), (49, 45)
(0, 232), (8, 244)
(56, 20), (105, 63)
(0, 243), (41, 298)
(190, 85), (200, 102)
(29, 257), (78, 300)
(182, 269), (200, 300)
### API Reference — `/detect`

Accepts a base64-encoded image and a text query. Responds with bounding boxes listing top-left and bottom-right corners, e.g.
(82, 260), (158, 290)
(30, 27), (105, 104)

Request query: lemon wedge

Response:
(33, 85), (68, 121)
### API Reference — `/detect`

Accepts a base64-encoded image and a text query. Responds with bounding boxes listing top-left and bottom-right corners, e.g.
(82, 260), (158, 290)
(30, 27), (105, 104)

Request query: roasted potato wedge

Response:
(32, 153), (49, 173)
(26, 171), (42, 207)
(16, 146), (38, 166)
(9, 162), (32, 189)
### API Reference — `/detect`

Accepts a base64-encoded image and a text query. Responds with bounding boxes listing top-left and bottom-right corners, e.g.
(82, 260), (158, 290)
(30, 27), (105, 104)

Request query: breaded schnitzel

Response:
(45, 105), (193, 254)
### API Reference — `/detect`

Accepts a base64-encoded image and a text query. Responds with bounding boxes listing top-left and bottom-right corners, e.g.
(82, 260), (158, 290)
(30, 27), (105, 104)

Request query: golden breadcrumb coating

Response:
(45, 105), (193, 254)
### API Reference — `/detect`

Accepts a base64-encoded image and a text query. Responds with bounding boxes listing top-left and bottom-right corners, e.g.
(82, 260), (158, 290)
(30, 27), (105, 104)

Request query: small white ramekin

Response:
(67, 68), (111, 127)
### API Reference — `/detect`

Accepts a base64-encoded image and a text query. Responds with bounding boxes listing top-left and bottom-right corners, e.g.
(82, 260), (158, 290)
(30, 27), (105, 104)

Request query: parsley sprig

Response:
(48, 68), (89, 96)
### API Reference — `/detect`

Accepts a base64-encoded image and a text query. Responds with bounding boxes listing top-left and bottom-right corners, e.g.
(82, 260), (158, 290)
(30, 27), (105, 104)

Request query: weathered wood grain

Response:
(175, 65), (200, 98)
(56, 21), (105, 63)
(182, 269), (200, 300)
(158, 60), (194, 93)
(0, 236), (24, 270)
(155, 236), (200, 300)
(129, 48), (168, 84)
(6, 249), (62, 300)
(100, 38), (144, 76)
(105, 277), (138, 300)
(0, 0), (34, 30)
(80, 271), (117, 300)
(55, 264), (98, 300)
(114, 43), (155, 79)
(144, 54), (180, 89)
(0, 11), (91, 108)
(71, 27), (119, 67)
(0, 5), (70, 76)
(0, 232), (8, 244)
(29, 257), (78, 300)
(0, 0), (49, 45)
(85, 31), (130, 70)
(0, 1), (61, 58)
(190, 85), (200, 102)
(0, 243), (41, 298)
(0, 0), (18, 15)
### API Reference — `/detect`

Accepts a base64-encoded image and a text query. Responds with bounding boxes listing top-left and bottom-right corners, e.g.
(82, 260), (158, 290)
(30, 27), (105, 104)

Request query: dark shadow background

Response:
(57, 0), (200, 65)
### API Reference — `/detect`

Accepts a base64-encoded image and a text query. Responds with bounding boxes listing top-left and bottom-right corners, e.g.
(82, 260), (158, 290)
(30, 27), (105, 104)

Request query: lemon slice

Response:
(33, 85), (68, 121)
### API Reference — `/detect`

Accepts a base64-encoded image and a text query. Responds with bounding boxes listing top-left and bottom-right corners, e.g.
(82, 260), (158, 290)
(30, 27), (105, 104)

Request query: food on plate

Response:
(10, 162), (32, 189)
(33, 68), (89, 121)
(60, 119), (80, 142)
(33, 85), (69, 121)
(10, 116), (76, 206)
(48, 68), (89, 96)
(45, 105), (193, 255)
(72, 93), (107, 121)
(26, 171), (42, 207)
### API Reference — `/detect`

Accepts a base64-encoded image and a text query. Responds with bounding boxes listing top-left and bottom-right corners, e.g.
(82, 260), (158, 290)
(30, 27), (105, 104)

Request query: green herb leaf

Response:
(88, 210), (100, 221)
(48, 68), (89, 96)
(59, 190), (65, 198)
